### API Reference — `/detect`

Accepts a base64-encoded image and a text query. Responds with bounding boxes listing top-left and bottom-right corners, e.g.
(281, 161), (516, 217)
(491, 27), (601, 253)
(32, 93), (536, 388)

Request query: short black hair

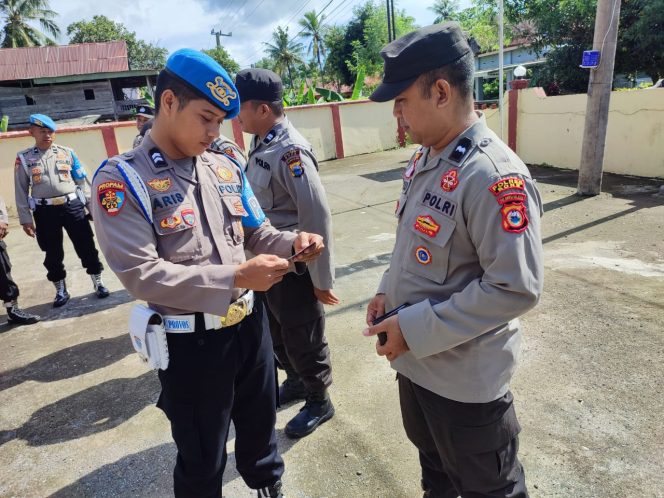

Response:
(252, 100), (284, 117)
(418, 52), (475, 102)
(154, 70), (200, 114)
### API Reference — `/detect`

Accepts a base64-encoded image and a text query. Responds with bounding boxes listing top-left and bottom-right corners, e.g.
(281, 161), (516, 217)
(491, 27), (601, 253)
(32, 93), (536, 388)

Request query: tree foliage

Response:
(263, 25), (304, 91)
(67, 15), (167, 70)
(298, 10), (328, 76)
(202, 46), (240, 76)
(0, 0), (60, 48)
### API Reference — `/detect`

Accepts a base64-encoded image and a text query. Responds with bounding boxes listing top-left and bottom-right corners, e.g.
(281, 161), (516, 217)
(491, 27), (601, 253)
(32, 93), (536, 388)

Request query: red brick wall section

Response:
(231, 119), (245, 150)
(330, 104), (345, 159)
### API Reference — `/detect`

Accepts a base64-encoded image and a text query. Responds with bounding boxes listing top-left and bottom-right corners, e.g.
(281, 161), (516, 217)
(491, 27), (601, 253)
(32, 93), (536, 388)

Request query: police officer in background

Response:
(236, 68), (339, 439)
(363, 24), (543, 497)
(0, 195), (40, 325)
(92, 49), (324, 498)
(133, 104), (154, 148)
(14, 114), (109, 307)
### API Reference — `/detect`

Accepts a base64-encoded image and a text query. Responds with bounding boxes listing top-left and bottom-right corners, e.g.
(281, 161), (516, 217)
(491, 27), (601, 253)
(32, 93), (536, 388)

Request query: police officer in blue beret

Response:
(92, 49), (325, 498)
(14, 113), (109, 307)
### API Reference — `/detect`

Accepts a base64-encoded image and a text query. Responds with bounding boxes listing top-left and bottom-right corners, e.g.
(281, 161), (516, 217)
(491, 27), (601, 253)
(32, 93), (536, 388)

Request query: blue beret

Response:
(164, 49), (240, 119)
(29, 114), (56, 131)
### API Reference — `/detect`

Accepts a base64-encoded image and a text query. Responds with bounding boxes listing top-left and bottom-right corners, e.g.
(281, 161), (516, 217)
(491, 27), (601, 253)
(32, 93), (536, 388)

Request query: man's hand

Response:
(362, 315), (410, 361)
(0, 221), (8, 239)
(292, 232), (324, 262)
(22, 223), (36, 238)
(235, 254), (289, 291)
(365, 293), (386, 325)
(314, 287), (340, 305)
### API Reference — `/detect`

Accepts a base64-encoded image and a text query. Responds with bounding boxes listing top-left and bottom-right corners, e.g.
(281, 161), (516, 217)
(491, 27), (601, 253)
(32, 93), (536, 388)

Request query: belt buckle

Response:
(220, 299), (247, 328)
(51, 197), (66, 206)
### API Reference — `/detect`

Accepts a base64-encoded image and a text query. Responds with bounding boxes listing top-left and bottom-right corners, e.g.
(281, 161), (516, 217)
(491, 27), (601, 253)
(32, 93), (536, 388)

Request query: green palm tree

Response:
(0, 0), (60, 48)
(298, 10), (327, 77)
(429, 0), (459, 24)
(264, 25), (303, 91)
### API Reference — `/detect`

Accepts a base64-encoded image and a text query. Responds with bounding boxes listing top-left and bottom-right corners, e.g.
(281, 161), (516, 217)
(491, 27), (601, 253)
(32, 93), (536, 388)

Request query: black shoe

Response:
(53, 280), (70, 307)
(284, 392), (335, 439)
(278, 377), (306, 405)
(6, 302), (40, 325)
(257, 479), (283, 498)
(91, 274), (110, 298)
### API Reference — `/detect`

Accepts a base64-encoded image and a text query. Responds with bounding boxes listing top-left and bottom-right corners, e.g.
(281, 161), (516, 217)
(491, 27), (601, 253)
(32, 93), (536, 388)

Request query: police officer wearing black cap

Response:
(93, 49), (325, 498)
(362, 23), (543, 497)
(235, 68), (338, 439)
(133, 105), (154, 148)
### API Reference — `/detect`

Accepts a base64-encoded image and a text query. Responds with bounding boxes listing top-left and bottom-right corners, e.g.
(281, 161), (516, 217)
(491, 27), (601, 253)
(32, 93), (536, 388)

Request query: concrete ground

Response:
(0, 147), (663, 498)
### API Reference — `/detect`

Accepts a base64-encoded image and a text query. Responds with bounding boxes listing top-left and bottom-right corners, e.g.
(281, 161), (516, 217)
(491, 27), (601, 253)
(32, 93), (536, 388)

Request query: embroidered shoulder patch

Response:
(223, 146), (236, 159)
(282, 149), (304, 177)
(501, 203), (528, 233)
(97, 180), (126, 216)
(413, 215), (440, 237)
(147, 177), (172, 192)
(488, 176), (525, 196)
(415, 246), (432, 265)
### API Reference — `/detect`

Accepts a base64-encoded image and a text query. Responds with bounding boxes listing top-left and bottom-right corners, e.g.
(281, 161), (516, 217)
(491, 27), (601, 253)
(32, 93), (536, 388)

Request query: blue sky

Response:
(48, 0), (472, 67)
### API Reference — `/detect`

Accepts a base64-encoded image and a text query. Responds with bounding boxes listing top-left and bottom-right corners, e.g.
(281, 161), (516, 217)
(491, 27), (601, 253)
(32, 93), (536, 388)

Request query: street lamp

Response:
(514, 65), (527, 79)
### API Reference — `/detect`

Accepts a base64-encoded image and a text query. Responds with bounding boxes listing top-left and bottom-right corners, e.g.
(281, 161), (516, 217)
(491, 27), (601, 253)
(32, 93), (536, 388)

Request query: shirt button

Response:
(197, 339), (205, 346)
(480, 138), (491, 147)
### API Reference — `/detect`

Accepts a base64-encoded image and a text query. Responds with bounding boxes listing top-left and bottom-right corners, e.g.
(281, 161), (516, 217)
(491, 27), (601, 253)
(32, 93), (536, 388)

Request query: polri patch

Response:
(501, 203), (528, 233)
(413, 215), (440, 238)
(415, 246), (432, 265)
(449, 137), (472, 162)
(97, 180), (126, 216)
(440, 169), (459, 192)
(283, 149), (304, 177)
(147, 177), (172, 192)
(489, 176), (525, 196)
(420, 191), (457, 219)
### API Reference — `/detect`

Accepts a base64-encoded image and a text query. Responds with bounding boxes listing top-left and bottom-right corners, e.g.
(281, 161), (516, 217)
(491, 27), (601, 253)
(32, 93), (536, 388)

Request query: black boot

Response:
(257, 479), (283, 498)
(284, 390), (334, 439)
(90, 273), (110, 298)
(279, 376), (306, 405)
(5, 301), (40, 325)
(53, 279), (70, 307)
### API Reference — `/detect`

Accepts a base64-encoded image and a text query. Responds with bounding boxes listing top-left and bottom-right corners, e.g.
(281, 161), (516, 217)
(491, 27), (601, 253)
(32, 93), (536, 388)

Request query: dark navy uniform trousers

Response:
(264, 270), (332, 394)
(0, 241), (19, 303)
(157, 298), (284, 498)
(398, 374), (528, 498)
(33, 199), (103, 282)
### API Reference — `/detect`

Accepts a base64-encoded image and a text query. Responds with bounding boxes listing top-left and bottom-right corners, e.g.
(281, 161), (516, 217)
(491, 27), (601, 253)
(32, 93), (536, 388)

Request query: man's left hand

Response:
(0, 221), (8, 239)
(292, 232), (324, 263)
(362, 315), (410, 361)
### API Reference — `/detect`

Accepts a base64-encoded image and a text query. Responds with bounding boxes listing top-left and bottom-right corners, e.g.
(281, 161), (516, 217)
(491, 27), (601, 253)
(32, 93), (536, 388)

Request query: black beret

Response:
(370, 22), (471, 102)
(235, 68), (283, 103)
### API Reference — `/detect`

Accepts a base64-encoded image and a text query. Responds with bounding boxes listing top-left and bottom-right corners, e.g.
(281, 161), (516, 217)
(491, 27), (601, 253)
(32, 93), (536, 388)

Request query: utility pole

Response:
(210, 29), (232, 49)
(390, 0), (396, 41)
(386, 0), (393, 42)
(577, 0), (622, 196)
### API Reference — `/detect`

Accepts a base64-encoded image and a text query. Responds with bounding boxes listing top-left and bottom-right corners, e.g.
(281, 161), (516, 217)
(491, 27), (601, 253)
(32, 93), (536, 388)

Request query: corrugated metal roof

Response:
(0, 41), (129, 82)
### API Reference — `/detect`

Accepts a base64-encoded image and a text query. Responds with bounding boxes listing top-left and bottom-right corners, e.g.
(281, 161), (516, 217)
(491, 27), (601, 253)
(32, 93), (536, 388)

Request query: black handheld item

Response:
(372, 303), (410, 346)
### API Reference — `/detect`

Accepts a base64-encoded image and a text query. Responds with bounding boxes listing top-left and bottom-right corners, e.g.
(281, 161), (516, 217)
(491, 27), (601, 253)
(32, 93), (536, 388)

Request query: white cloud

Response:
(47, 0), (473, 67)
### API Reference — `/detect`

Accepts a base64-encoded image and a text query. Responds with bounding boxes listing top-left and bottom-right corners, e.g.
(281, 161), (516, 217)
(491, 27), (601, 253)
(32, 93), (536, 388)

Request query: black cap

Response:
(370, 22), (471, 102)
(136, 105), (154, 118)
(235, 68), (283, 103)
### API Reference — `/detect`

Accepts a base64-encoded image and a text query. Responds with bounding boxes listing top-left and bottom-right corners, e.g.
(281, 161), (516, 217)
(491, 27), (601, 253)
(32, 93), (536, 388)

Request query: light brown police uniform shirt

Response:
(14, 144), (91, 225)
(378, 113), (544, 403)
(91, 134), (297, 317)
(246, 119), (335, 291)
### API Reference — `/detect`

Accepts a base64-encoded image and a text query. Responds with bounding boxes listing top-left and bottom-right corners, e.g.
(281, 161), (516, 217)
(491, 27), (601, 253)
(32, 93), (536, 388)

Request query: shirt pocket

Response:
(220, 196), (246, 245)
(56, 161), (72, 182)
(402, 210), (456, 284)
(247, 166), (273, 210)
(153, 203), (200, 263)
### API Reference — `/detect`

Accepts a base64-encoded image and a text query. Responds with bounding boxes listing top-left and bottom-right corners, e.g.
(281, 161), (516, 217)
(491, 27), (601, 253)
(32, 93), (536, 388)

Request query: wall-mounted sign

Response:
(580, 50), (601, 69)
